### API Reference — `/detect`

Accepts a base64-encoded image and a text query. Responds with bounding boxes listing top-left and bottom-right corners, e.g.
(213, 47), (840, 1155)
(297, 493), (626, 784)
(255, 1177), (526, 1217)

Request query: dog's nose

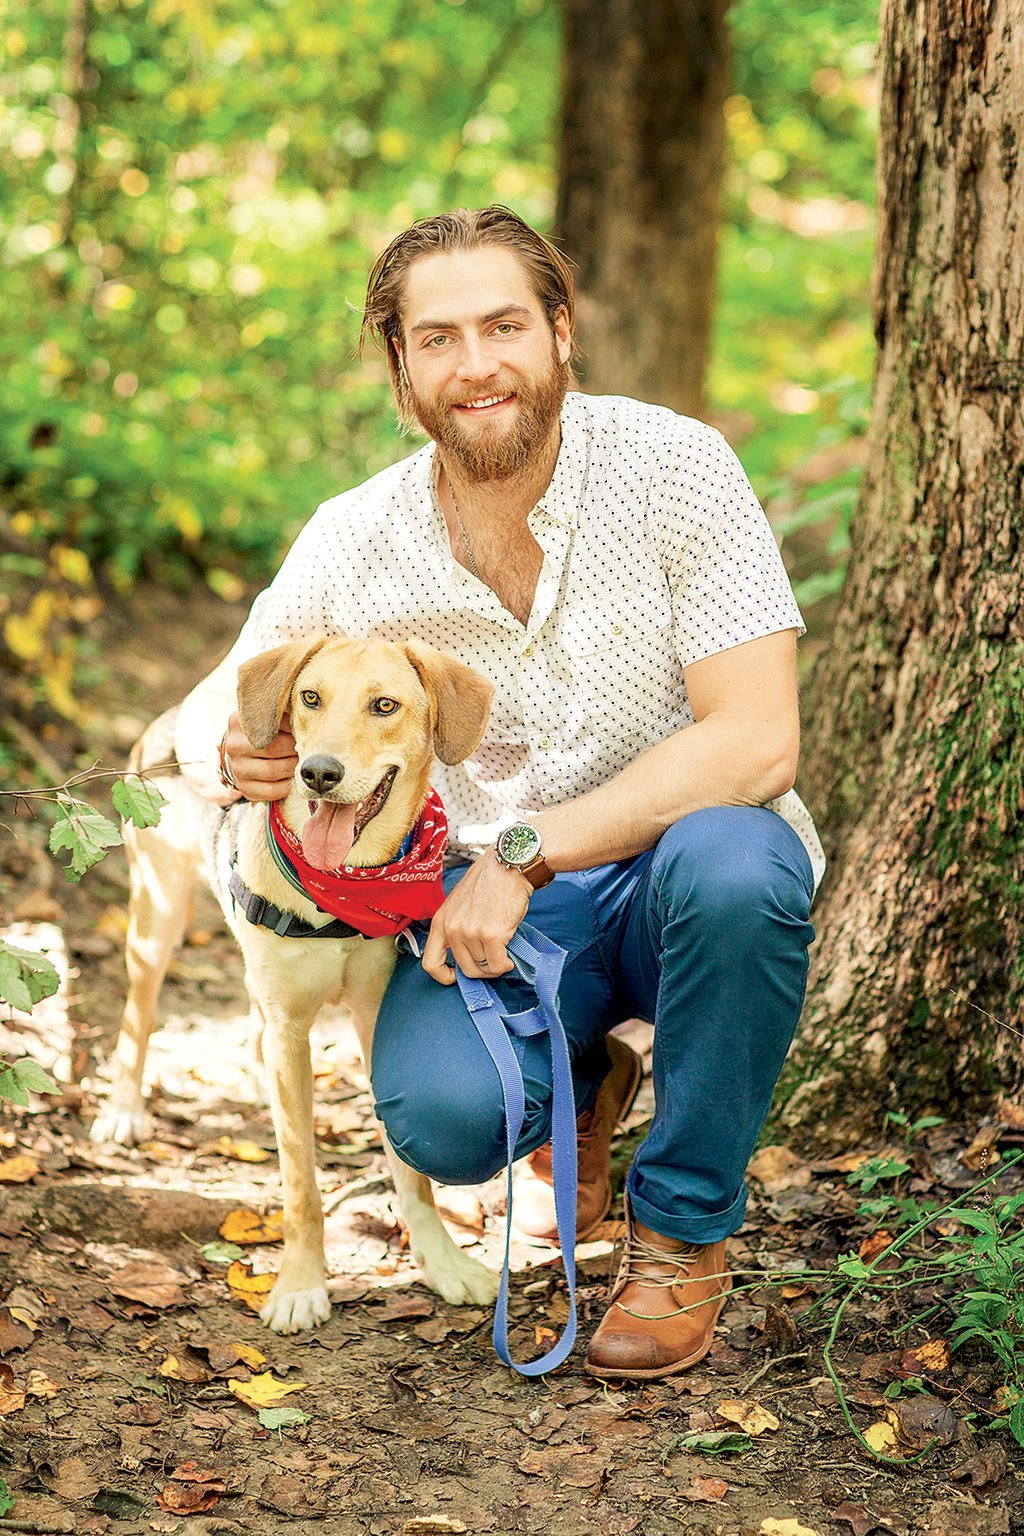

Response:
(300, 755), (345, 795)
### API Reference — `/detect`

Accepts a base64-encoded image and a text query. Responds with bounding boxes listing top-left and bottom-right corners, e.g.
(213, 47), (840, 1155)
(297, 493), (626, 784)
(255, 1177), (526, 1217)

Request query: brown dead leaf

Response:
(117, 1400), (162, 1425)
(679, 1476), (728, 1502)
(961, 1124), (1003, 1171)
(109, 1261), (188, 1309)
(899, 1338), (951, 1375)
(0, 1155), (40, 1183)
(51, 1458), (102, 1501)
(747, 1145), (811, 1193)
(950, 1443), (1009, 1490)
(414, 1317), (454, 1345)
(762, 1302), (800, 1354)
(225, 1261), (276, 1312)
(158, 1352), (211, 1384)
(858, 1230), (895, 1263)
(374, 1293), (436, 1322)
(402, 1521), (469, 1535)
(25, 1369), (59, 1398)
(0, 1306), (37, 1353)
(887, 1394), (957, 1450)
(923, 1500), (1011, 1536)
(157, 1464), (225, 1515)
(716, 1398), (780, 1435)
(0, 1361), (26, 1415)
(257, 1473), (325, 1516)
(191, 1337), (268, 1373)
(832, 1504), (909, 1536)
(863, 1421), (900, 1454)
(219, 1208), (285, 1245)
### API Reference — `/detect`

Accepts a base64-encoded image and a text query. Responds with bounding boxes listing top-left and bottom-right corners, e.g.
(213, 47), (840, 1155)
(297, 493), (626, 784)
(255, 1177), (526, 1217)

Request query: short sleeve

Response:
(650, 423), (806, 670)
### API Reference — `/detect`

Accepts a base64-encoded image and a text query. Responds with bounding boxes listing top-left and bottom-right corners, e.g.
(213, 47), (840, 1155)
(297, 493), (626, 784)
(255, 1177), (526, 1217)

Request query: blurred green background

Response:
(1, 0), (878, 716)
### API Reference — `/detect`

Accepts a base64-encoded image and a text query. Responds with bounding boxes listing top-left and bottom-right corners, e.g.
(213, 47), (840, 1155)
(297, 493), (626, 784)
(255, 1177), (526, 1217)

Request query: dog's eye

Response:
(372, 697), (400, 716)
(300, 690), (321, 709)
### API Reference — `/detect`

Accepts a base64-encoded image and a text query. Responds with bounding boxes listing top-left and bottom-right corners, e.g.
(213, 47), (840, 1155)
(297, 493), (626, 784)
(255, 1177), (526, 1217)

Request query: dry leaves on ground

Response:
(716, 1398), (781, 1434)
(228, 1371), (308, 1411)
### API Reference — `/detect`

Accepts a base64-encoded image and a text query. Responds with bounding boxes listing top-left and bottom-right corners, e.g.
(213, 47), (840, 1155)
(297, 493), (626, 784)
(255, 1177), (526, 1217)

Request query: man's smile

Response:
(452, 393), (516, 414)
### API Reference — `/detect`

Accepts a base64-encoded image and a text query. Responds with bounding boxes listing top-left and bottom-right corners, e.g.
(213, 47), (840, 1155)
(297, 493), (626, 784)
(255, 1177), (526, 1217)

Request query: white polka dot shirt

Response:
(227, 393), (825, 893)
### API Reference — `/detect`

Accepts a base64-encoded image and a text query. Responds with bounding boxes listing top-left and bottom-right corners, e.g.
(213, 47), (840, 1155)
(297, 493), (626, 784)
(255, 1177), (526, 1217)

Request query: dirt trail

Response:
(0, 586), (1020, 1536)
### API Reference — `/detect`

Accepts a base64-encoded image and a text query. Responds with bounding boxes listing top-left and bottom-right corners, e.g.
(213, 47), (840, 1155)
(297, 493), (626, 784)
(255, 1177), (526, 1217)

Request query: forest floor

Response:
(0, 584), (1022, 1536)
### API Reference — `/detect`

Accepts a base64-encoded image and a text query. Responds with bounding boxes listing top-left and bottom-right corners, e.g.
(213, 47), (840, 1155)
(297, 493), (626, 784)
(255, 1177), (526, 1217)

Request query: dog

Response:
(91, 634), (501, 1333)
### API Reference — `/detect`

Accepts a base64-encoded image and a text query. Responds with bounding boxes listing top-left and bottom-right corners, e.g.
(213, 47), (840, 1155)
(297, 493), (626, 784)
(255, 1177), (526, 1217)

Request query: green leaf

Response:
(258, 1405), (311, 1430)
(49, 794), (123, 882)
(12, 1059), (58, 1095)
(0, 942), (60, 1010)
(677, 1430), (752, 1455)
(0, 1475), (13, 1517)
(837, 1252), (872, 1280)
(111, 775), (167, 829)
(199, 1240), (247, 1265)
(0, 1069), (29, 1107)
(1010, 1397), (1024, 1450)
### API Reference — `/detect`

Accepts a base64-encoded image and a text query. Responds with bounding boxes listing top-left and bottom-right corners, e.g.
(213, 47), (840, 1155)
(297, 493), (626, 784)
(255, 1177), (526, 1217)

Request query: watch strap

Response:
(518, 852), (555, 891)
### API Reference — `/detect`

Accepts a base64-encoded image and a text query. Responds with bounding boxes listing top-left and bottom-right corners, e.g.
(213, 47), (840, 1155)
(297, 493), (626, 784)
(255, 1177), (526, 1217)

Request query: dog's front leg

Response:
(255, 998), (331, 1335)
(379, 1129), (500, 1306)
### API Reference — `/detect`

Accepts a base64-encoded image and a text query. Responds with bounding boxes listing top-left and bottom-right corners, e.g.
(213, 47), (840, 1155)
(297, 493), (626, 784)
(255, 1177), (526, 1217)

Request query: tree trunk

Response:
(555, 0), (730, 416)
(783, 0), (1024, 1142)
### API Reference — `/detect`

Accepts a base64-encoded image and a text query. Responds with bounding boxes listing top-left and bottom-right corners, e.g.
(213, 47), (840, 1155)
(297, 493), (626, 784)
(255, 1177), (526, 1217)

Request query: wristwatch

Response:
(494, 823), (555, 891)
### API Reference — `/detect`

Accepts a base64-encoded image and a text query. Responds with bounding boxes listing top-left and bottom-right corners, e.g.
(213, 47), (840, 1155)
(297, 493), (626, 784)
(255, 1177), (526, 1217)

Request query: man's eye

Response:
(427, 335), (449, 348)
(300, 690), (320, 708)
(494, 323), (517, 335)
(372, 697), (400, 716)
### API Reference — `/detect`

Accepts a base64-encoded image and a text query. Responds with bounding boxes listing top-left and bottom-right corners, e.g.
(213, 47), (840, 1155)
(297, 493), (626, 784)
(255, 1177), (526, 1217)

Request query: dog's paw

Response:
(259, 1284), (331, 1335)
(90, 1103), (147, 1146)
(416, 1244), (500, 1307)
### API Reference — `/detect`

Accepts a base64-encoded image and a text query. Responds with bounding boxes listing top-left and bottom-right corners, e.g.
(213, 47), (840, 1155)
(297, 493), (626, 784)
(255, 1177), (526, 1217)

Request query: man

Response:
(177, 205), (824, 1380)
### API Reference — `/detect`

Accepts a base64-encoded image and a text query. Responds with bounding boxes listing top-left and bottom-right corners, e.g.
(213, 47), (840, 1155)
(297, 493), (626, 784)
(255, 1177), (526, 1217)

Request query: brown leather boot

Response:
(512, 1034), (642, 1246)
(584, 1194), (732, 1380)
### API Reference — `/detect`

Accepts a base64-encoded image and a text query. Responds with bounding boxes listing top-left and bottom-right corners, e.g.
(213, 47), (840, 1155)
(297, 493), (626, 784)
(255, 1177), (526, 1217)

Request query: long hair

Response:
(360, 206), (578, 422)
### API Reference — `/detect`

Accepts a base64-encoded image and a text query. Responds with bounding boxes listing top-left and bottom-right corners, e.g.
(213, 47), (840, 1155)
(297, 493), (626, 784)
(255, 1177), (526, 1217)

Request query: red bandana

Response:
(267, 790), (448, 938)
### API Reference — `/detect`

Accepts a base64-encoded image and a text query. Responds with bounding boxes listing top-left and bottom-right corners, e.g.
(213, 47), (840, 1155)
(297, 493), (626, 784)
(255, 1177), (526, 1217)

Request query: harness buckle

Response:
(247, 893), (268, 926)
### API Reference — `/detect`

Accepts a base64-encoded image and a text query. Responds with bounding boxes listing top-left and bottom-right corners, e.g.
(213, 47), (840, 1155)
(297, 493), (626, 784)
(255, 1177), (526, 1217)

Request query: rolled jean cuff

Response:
(625, 1178), (747, 1246)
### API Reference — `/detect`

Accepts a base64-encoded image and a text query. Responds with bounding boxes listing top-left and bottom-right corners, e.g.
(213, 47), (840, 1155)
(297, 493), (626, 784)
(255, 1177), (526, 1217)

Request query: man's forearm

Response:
(530, 715), (797, 873)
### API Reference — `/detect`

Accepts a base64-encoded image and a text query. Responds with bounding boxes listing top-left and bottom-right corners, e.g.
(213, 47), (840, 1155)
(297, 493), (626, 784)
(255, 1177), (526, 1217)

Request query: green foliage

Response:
(258, 1405), (311, 1431)
(1, 0), (877, 626)
(845, 1153), (911, 1192)
(0, 1477), (12, 1518)
(48, 793), (123, 881)
(0, 1056), (58, 1107)
(0, 941), (60, 1012)
(111, 774), (167, 828)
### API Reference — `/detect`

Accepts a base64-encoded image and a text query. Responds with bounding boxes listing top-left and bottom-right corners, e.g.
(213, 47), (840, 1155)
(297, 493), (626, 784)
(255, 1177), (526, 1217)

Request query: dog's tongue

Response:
(301, 801), (358, 871)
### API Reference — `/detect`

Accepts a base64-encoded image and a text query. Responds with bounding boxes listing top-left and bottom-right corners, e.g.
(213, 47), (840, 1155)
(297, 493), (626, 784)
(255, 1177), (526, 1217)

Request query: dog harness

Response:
(228, 791), (447, 940)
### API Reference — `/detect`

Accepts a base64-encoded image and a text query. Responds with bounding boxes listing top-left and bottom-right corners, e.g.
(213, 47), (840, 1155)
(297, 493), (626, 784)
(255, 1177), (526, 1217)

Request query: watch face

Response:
(498, 823), (542, 867)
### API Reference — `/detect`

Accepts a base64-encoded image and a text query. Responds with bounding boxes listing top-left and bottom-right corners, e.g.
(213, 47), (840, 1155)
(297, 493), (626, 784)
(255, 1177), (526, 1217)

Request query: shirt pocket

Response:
(560, 586), (673, 658)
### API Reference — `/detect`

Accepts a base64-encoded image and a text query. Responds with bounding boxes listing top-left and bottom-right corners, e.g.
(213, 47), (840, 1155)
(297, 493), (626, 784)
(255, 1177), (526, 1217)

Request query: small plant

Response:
(845, 1152), (911, 1193)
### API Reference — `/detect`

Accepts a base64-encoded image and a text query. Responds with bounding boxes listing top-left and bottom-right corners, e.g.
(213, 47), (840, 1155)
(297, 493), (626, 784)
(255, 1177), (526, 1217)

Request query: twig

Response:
(739, 1349), (807, 1394)
(0, 762), (179, 800)
(948, 988), (1024, 1042)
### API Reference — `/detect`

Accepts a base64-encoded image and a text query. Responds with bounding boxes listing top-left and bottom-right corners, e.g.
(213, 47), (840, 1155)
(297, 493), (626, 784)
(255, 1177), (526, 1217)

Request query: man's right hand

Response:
(221, 711), (298, 801)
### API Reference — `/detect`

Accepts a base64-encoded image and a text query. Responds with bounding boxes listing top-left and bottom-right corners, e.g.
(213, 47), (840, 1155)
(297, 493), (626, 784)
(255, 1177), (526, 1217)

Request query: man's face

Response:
(396, 246), (573, 482)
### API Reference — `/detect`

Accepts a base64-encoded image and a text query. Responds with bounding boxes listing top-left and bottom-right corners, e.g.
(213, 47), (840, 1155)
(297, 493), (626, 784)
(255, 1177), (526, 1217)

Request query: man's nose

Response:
(456, 333), (500, 383)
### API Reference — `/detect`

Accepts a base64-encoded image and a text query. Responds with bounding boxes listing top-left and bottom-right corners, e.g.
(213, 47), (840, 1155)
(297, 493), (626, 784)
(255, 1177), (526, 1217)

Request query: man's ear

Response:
(402, 641), (494, 766)
(236, 637), (327, 750)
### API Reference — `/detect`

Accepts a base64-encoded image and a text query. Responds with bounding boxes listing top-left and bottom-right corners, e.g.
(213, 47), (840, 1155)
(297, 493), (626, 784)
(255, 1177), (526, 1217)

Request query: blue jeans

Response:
(371, 806), (816, 1244)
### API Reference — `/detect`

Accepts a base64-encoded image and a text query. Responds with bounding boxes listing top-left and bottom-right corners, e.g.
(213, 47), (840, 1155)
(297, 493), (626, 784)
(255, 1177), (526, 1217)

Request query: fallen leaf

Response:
(747, 1145), (811, 1193)
(191, 1337), (268, 1373)
(202, 1135), (271, 1163)
(762, 1302), (800, 1354)
(863, 1421), (900, 1455)
(678, 1476), (728, 1502)
(374, 1294), (436, 1322)
(25, 1369), (59, 1398)
(858, 1230), (895, 1263)
(116, 1400), (162, 1425)
(833, 1500), (909, 1536)
(256, 1473), (324, 1516)
(923, 1500), (1012, 1536)
(108, 1262), (188, 1309)
(414, 1318), (454, 1345)
(760, 1520), (822, 1536)
(257, 1405), (310, 1430)
(887, 1394), (957, 1449)
(219, 1208), (284, 1245)
(899, 1338), (950, 1375)
(950, 1443), (1009, 1490)
(157, 1353), (210, 1384)
(0, 1156), (40, 1183)
(228, 1371), (308, 1411)
(961, 1124), (1002, 1171)
(716, 1398), (780, 1435)
(225, 1261), (276, 1312)
(0, 1307), (37, 1353)
(402, 1520), (469, 1534)
(0, 1362), (26, 1415)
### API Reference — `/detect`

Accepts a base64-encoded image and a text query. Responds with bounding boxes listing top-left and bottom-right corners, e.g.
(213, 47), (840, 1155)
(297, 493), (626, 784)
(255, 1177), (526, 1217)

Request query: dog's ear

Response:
(402, 641), (495, 766)
(236, 637), (327, 750)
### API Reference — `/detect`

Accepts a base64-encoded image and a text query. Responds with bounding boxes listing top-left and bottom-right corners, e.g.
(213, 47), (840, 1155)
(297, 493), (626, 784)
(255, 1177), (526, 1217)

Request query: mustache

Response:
(445, 385), (517, 407)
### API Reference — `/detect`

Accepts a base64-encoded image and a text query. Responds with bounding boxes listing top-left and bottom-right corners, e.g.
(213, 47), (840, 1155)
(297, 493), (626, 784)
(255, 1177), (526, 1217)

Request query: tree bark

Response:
(556, 0), (730, 416)
(784, 0), (1024, 1142)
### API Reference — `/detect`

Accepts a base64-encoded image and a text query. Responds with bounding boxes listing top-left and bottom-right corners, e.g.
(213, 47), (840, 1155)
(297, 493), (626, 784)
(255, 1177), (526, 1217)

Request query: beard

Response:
(407, 342), (571, 483)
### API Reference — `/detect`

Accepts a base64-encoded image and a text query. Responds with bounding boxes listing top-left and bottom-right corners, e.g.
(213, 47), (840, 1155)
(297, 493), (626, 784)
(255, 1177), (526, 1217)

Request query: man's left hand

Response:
(421, 852), (530, 985)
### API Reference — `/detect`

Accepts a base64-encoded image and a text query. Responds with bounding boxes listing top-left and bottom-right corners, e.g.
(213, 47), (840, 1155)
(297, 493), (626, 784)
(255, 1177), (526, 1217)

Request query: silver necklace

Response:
(448, 484), (481, 580)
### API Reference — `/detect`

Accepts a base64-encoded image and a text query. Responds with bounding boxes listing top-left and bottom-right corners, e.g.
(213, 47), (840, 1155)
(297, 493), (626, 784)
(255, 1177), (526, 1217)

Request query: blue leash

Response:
(454, 924), (578, 1376)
